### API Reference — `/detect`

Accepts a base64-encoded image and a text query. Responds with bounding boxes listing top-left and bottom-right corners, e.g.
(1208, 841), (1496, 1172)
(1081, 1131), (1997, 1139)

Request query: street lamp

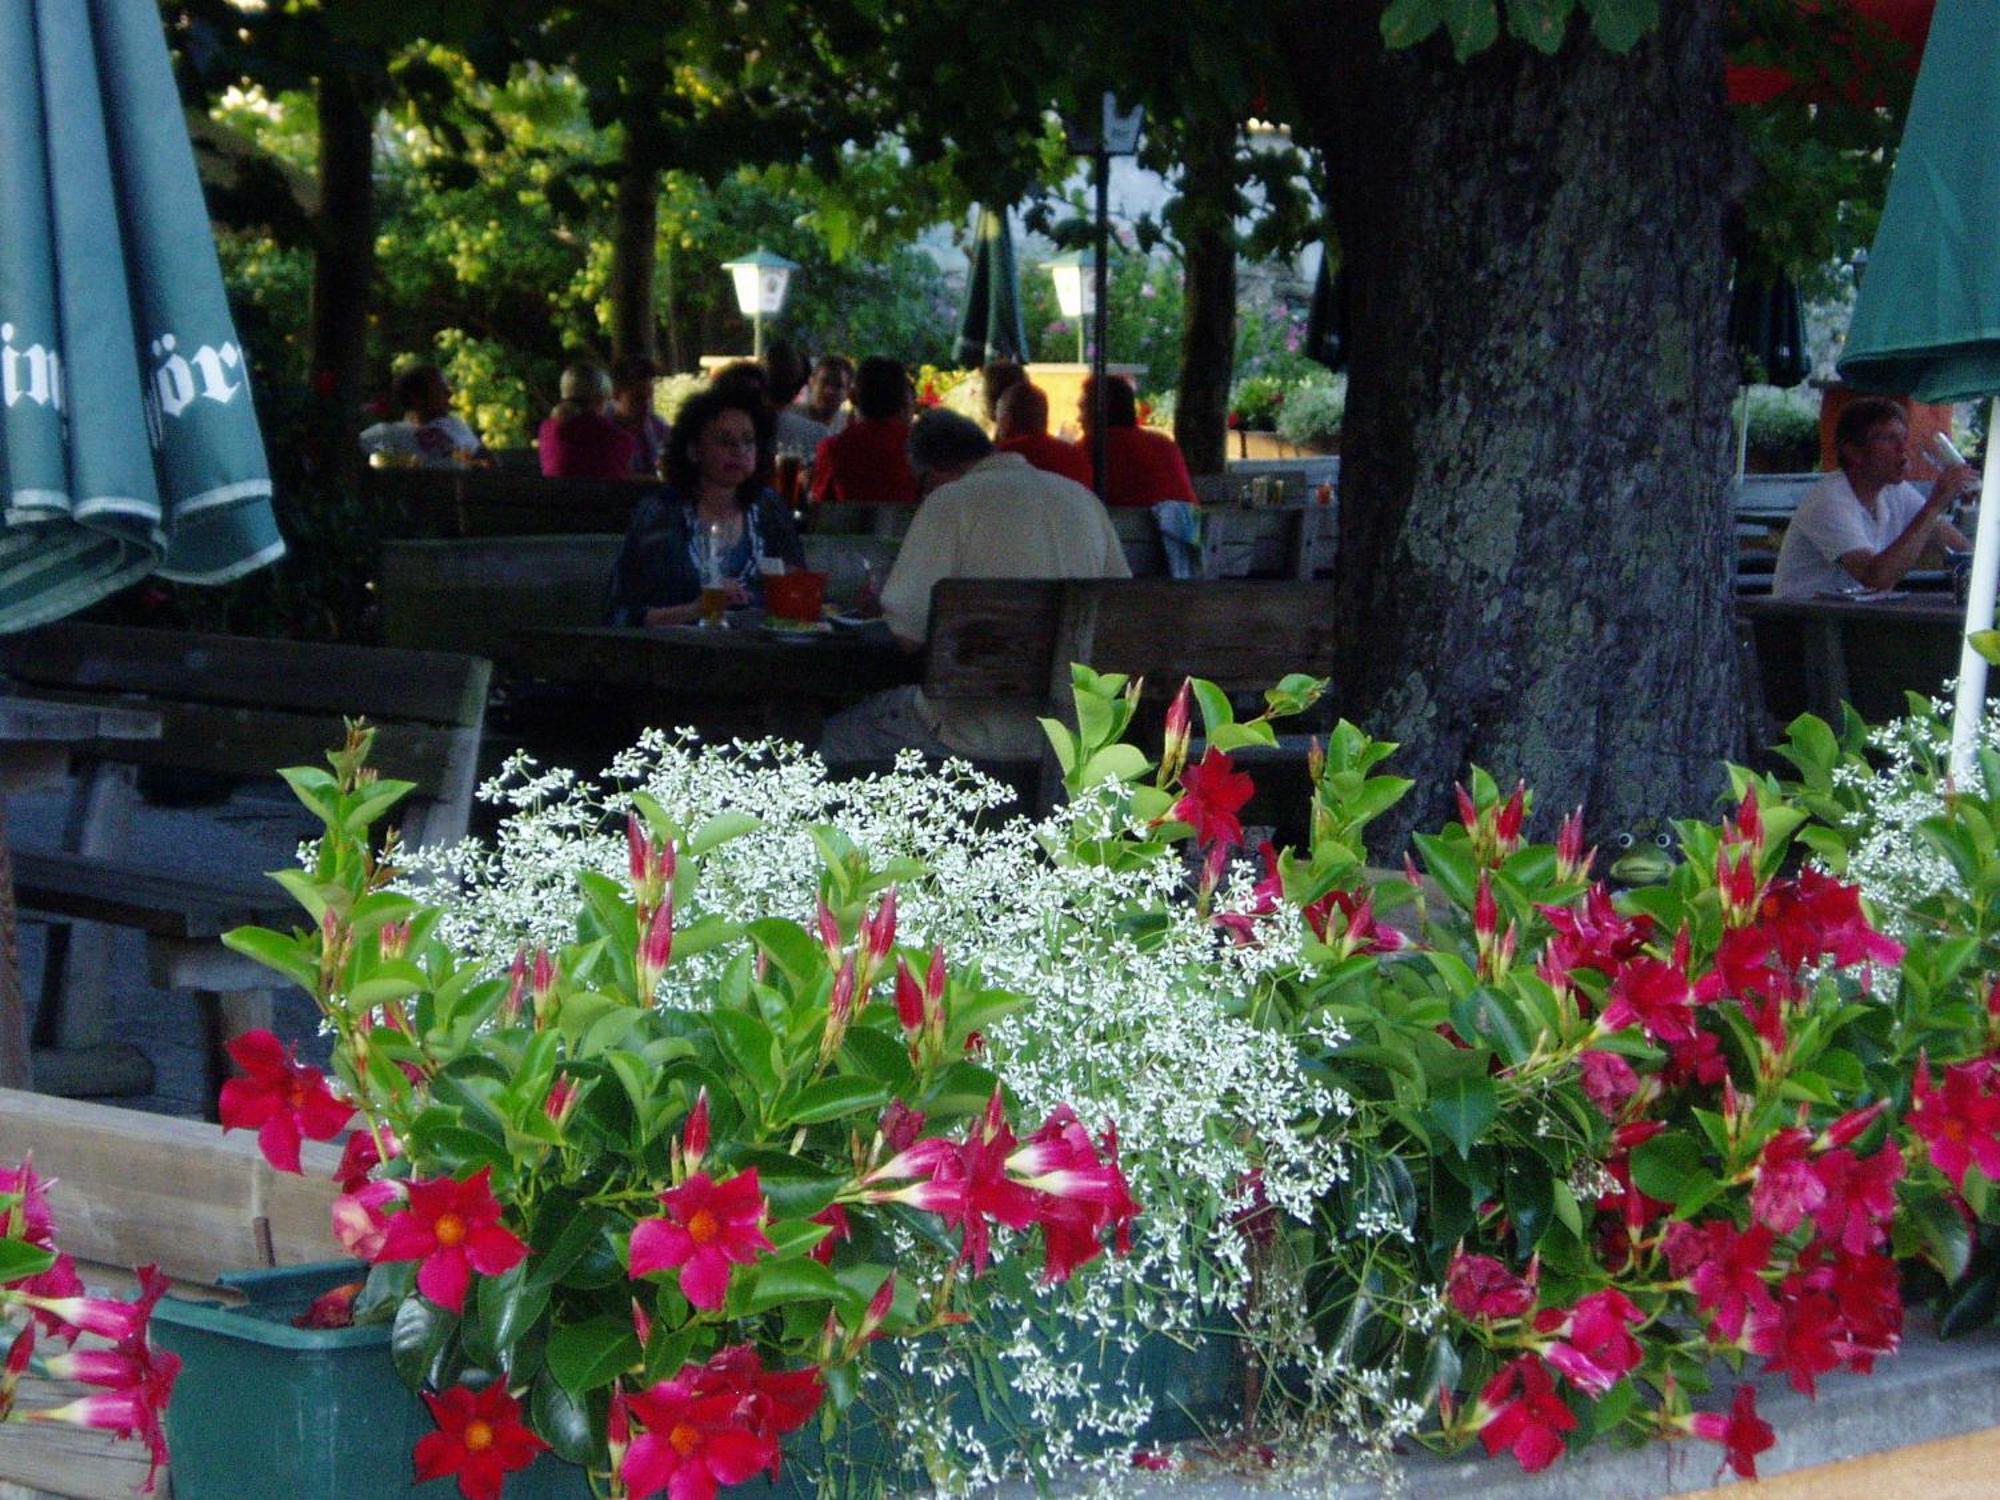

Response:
(1044, 249), (1097, 363)
(1059, 93), (1144, 497)
(720, 248), (798, 359)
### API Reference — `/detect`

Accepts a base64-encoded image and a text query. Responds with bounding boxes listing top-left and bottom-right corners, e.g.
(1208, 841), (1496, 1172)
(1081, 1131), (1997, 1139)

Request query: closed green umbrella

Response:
(1728, 268), (1809, 477)
(952, 206), (1029, 368)
(1302, 246), (1347, 374)
(1838, 0), (1993, 772)
(0, 0), (282, 634)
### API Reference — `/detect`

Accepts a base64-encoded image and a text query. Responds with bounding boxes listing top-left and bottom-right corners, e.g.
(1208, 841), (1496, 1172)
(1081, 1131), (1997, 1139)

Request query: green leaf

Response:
(1077, 744), (1149, 787)
(785, 1075), (892, 1125)
(1444, 0), (1500, 58)
(219, 926), (318, 991)
(343, 780), (417, 835)
(391, 1296), (459, 1390)
(1412, 833), (1476, 911)
(688, 811), (762, 855)
(531, 1370), (595, 1466)
(1190, 678), (1234, 737)
(531, 1207), (621, 1290)
(1506, 0), (1575, 50)
(743, 1257), (844, 1313)
(1424, 1075), (1497, 1159)
(1911, 1192), (1974, 1281)
(1550, 1178), (1583, 1239)
(547, 1315), (641, 1395)
(0, 1239), (54, 1283)
(1382, 0), (1449, 48)
(743, 919), (822, 988)
(1629, 1131), (1706, 1209)
(1584, 0), (1659, 51)
(477, 1260), (551, 1365)
(268, 869), (332, 924)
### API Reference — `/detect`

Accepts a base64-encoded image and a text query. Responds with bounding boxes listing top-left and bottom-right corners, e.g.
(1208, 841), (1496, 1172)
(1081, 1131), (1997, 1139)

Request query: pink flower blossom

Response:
(1445, 1252), (1537, 1321)
(1687, 1385), (1776, 1479)
(1538, 1288), (1644, 1396)
(1908, 1055), (2000, 1192)
(217, 1029), (353, 1174)
(1476, 1355), (1575, 1473)
(1579, 1051), (1639, 1117)
(1599, 956), (1697, 1043)
(628, 1169), (774, 1310)
(1750, 1129), (1824, 1235)
(1173, 749), (1255, 850)
(374, 1170), (528, 1313)
(1809, 1145), (1903, 1253)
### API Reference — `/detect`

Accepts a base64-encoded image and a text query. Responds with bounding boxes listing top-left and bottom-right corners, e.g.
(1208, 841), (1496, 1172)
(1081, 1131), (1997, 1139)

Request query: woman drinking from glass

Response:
(607, 387), (807, 627)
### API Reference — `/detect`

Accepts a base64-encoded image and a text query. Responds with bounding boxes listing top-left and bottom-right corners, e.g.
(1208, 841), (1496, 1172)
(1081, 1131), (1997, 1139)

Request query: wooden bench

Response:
(920, 576), (1339, 808)
(365, 464), (644, 536)
(0, 625), (490, 1105)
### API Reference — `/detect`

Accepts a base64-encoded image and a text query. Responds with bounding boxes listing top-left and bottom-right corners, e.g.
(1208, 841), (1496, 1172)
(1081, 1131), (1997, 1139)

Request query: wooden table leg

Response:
(0, 798), (29, 1090)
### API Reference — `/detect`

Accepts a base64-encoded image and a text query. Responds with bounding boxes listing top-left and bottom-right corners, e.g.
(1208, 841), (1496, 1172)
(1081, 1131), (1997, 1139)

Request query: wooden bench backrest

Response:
(366, 466), (643, 536)
(0, 624), (490, 846)
(381, 535), (621, 658)
(924, 578), (1338, 703)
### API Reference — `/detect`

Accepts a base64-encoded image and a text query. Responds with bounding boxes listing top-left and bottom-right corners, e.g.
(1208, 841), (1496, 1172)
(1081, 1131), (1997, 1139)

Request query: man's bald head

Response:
(994, 382), (1051, 442)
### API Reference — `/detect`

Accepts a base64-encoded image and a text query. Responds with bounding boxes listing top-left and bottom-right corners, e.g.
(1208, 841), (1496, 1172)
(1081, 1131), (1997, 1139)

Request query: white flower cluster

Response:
(397, 733), (1360, 1481)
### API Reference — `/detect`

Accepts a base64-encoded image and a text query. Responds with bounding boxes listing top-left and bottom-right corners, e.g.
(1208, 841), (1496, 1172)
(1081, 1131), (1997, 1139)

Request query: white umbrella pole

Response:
(1948, 396), (2000, 780)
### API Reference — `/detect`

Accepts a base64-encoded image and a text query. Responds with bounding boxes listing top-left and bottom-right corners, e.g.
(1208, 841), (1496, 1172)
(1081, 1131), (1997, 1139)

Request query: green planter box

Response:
(153, 1262), (1239, 1498)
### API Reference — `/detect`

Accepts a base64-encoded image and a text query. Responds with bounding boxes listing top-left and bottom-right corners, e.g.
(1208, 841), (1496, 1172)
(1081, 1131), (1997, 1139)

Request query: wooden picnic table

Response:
(0, 696), (162, 1091)
(1737, 591), (1970, 726)
(509, 618), (922, 742)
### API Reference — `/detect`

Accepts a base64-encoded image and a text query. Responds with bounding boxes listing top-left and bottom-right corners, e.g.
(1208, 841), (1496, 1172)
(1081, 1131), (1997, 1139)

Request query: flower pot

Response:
(153, 1263), (1240, 1497)
(150, 1262), (593, 1500)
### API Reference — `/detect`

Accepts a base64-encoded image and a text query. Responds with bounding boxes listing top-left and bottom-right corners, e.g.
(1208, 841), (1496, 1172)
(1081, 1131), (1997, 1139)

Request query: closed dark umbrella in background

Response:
(0, 0), (283, 634)
(1302, 246), (1348, 374)
(1838, 0), (1998, 773)
(952, 206), (1030, 368)
(1728, 269), (1810, 476)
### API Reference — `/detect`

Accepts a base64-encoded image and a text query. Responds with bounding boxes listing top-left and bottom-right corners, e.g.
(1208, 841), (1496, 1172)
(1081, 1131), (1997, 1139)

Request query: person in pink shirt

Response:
(539, 361), (638, 479)
(809, 356), (918, 504)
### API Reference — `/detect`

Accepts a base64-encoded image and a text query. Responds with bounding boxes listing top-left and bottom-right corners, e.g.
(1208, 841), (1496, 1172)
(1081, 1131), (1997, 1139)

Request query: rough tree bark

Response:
(308, 68), (378, 435)
(1173, 119), (1238, 475)
(609, 121), (661, 362)
(1278, 3), (1742, 850)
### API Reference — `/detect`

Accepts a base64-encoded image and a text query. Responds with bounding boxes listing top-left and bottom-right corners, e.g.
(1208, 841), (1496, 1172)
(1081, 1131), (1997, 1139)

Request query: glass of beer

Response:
(695, 521), (730, 628)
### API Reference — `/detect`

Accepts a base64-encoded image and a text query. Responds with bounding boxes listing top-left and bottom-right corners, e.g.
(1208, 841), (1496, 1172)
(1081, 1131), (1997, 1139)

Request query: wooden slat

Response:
(0, 1089), (344, 1285)
(14, 852), (293, 941)
(381, 535), (620, 658)
(0, 625), (489, 729)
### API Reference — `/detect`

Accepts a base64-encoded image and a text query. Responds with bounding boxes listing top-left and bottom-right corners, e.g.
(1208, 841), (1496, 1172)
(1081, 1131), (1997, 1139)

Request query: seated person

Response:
(538, 361), (638, 479)
(611, 354), (669, 478)
(765, 342), (830, 455)
(980, 360), (1027, 426)
(606, 387), (807, 627)
(1772, 396), (1973, 598)
(804, 354), (854, 434)
(809, 356), (918, 505)
(1078, 374), (1196, 507)
(819, 409), (1129, 763)
(994, 383), (1092, 488)
(359, 364), (487, 468)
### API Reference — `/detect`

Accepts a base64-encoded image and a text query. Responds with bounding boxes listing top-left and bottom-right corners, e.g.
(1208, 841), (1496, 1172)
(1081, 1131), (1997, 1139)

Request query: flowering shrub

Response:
(218, 726), (1139, 1498)
(1031, 672), (2000, 1484)
(0, 1161), (178, 1491)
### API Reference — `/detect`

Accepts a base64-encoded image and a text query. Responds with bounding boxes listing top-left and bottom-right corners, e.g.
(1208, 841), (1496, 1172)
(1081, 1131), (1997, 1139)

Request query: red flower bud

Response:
(683, 1088), (711, 1168)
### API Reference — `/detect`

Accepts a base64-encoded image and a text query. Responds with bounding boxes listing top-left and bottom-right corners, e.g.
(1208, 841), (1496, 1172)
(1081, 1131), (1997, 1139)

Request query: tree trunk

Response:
(308, 68), (377, 437)
(1173, 119), (1238, 475)
(610, 123), (660, 362)
(1278, 4), (1741, 851)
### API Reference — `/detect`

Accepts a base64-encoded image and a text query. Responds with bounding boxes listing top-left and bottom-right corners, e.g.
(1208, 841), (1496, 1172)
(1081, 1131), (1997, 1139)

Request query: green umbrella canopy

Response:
(0, 0), (283, 633)
(952, 206), (1029, 368)
(1839, 0), (2000, 401)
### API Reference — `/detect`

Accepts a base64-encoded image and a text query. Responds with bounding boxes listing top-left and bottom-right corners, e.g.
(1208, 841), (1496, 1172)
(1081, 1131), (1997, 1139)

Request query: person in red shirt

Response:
(1078, 374), (1196, 507)
(539, 361), (638, 479)
(809, 356), (918, 504)
(994, 383), (1092, 488)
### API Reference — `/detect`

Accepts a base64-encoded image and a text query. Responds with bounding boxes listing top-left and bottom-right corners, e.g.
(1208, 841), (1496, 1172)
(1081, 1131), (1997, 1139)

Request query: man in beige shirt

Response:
(820, 409), (1129, 763)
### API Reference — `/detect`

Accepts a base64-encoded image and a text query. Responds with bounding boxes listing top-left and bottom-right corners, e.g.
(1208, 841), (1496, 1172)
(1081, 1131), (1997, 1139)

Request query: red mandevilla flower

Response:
(1598, 956), (1697, 1043)
(412, 1383), (548, 1500)
(1172, 748), (1255, 850)
(622, 1347), (822, 1500)
(217, 1029), (354, 1174)
(1578, 1050), (1639, 1118)
(1537, 885), (1653, 981)
(628, 1169), (774, 1310)
(1445, 1252), (1537, 1321)
(1687, 1385), (1776, 1480)
(0, 1161), (57, 1249)
(331, 1179), (407, 1261)
(1749, 1128), (1824, 1236)
(1476, 1355), (1575, 1473)
(374, 1169), (528, 1313)
(1907, 1055), (2000, 1193)
(1808, 1145), (1904, 1253)
(1664, 1220), (1777, 1344)
(1538, 1288), (1644, 1396)
(1759, 869), (1904, 973)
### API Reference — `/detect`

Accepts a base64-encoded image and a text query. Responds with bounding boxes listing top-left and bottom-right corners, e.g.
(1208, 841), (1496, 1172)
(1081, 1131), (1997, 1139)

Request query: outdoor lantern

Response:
(720, 247), (798, 358)
(1044, 249), (1097, 362)
(1057, 91), (1145, 498)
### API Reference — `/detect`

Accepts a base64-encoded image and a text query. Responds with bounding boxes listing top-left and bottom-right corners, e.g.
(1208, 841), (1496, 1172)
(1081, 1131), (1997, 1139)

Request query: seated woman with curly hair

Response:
(606, 386), (807, 627)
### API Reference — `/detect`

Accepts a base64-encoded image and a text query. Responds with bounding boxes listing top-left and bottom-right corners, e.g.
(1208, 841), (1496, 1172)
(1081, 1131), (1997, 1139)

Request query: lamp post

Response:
(720, 248), (798, 360)
(1044, 249), (1096, 364)
(1060, 93), (1143, 498)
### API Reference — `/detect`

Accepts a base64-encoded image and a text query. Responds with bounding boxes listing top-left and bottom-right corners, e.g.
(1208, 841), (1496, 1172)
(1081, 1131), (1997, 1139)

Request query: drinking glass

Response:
(695, 522), (729, 628)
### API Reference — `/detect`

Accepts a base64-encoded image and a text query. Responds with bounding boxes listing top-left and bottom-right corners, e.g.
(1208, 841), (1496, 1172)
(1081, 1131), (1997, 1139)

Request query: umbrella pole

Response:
(1735, 387), (1751, 480)
(1949, 396), (2000, 780)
